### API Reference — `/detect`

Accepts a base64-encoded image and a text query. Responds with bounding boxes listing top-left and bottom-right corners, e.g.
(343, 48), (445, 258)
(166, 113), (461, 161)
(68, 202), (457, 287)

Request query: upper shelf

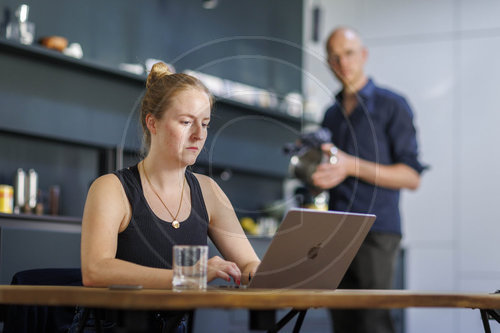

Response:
(0, 38), (146, 84)
(0, 38), (311, 126)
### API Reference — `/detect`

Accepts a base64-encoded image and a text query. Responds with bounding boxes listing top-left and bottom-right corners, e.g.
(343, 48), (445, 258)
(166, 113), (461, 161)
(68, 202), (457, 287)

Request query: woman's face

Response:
(148, 88), (211, 166)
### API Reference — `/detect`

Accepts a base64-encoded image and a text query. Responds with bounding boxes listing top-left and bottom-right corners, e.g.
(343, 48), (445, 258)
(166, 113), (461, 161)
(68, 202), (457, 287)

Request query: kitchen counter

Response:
(0, 213), (81, 284)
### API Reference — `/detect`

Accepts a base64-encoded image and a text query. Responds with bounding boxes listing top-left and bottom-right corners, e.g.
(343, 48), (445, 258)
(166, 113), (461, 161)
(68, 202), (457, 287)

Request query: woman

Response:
(74, 62), (260, 331)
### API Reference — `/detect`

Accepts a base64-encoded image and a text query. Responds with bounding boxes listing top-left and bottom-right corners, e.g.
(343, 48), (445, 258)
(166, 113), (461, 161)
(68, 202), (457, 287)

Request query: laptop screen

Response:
(247, 208), (375, 290)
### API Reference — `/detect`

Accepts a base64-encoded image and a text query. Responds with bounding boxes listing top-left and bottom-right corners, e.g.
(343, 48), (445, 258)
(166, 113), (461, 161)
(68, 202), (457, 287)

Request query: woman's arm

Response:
(80, 174), (173, 288)
(195, 174), (260, 285)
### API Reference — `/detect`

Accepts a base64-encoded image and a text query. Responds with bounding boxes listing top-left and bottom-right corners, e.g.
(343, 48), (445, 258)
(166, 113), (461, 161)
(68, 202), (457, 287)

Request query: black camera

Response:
(283, 128), (334, 190)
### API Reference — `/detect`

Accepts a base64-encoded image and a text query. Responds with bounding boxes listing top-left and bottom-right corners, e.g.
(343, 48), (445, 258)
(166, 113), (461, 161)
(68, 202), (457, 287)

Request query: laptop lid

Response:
(248, 208), (375, 290)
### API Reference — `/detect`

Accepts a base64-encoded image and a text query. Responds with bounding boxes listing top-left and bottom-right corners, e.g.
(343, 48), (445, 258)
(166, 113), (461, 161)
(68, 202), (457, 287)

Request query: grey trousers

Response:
(330, 231), (401, 333)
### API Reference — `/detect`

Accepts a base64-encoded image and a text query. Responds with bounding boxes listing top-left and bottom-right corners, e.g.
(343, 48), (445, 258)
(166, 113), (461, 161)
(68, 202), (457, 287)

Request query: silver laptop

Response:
(247, 208), (375, 290)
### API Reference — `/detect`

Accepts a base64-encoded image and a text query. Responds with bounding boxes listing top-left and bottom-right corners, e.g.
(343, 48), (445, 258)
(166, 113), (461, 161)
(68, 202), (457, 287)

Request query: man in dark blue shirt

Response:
(312, 27), (426, 333)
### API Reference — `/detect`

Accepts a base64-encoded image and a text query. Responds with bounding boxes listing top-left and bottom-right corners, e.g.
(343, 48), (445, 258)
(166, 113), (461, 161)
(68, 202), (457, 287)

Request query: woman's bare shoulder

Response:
(88, 173), (125, 204)
(83, 172), (130, 229)
(192, 172), (232, 213)
(192, 171), (218, 188)
(89, 173), (123, 194)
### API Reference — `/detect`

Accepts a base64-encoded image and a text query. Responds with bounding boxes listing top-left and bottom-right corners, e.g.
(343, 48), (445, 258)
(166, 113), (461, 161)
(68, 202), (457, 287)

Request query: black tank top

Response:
(113, 164), (209, 269)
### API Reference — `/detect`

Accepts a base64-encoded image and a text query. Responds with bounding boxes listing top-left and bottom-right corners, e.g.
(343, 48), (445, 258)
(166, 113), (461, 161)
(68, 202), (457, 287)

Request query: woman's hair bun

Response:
(146, 62), (173, 89)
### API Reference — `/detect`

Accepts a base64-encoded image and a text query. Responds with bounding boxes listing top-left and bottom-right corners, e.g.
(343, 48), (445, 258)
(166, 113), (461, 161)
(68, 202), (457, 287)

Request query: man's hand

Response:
(311, 143), (354, 190)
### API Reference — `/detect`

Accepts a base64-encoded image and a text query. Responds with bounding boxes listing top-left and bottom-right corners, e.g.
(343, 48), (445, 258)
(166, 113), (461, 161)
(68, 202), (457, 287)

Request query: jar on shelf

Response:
(0, 185), (14, 214)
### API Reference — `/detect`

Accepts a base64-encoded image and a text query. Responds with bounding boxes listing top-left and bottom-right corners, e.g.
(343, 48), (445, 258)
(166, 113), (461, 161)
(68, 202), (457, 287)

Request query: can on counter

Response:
(0, 185), (14, 214)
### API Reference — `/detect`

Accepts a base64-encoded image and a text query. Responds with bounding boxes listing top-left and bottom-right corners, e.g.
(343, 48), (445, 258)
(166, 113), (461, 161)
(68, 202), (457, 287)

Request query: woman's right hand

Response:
(207, 256), (242, 285)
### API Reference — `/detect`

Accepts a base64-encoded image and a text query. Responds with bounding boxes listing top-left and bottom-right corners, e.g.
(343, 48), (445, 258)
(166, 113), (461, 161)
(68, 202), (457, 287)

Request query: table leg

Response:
(267, 309), (308, 333)
(292, 310), (307, 333)
(481, 310), (492, 333)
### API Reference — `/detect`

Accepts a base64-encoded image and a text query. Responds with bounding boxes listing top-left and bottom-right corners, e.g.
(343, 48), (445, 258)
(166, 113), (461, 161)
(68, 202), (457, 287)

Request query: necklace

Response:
(142, 161), (185, 229)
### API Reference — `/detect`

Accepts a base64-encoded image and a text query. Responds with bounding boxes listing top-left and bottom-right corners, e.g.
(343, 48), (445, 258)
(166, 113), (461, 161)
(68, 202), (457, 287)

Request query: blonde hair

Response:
(140, 62), (213, 154)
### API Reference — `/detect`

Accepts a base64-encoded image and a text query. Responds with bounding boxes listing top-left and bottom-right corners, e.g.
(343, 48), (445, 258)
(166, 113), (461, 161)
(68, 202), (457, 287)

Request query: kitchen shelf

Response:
(0, 212), (81, 225)
(0, 38), (146, 85)
(0, 38), (310, 125)
(215, 96), (309, 125)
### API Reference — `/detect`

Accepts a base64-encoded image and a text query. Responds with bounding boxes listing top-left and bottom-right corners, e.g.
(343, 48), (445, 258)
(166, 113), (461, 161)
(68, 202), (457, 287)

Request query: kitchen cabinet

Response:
(0, 213), (81, 285)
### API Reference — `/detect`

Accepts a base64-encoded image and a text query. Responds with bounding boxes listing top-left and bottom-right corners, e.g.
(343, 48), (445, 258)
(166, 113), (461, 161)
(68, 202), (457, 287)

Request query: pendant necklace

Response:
(142, 161), (185, 229)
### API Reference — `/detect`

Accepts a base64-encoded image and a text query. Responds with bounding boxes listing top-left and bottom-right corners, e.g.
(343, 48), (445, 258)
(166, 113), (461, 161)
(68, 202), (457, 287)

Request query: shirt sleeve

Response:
(387, 96), (427, 174)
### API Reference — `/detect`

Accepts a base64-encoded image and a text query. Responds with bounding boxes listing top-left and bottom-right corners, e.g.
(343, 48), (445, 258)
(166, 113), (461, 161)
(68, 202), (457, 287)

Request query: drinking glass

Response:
(172, 245), (208, 291)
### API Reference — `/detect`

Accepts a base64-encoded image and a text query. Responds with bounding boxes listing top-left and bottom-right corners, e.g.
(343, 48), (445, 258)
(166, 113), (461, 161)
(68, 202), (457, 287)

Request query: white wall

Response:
(302, 0), (500, 332)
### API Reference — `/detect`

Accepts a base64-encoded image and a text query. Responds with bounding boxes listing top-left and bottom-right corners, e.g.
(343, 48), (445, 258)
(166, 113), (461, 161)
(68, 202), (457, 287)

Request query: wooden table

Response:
(1, 286), (499, 332)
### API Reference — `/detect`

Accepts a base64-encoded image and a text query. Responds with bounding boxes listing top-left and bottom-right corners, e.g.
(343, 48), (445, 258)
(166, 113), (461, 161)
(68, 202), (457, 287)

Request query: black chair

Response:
(74, 307), (192, 333)
(2, 268), (82, 333)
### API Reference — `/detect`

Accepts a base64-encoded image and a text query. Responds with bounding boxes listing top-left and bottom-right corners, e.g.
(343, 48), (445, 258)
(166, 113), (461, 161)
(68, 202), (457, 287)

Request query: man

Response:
(312, 27), (426, 333)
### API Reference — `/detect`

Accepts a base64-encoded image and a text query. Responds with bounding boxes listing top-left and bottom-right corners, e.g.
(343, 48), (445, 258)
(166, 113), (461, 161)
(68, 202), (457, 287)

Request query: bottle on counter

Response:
(23, 168), (38, 214)
(13, 168), (26, 214)
(35, 189), (44, 215)
(49, 185), (60, 215)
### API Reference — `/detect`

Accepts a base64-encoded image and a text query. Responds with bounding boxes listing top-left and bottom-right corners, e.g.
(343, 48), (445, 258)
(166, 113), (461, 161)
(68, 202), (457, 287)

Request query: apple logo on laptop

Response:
(307, 242), (322, 259)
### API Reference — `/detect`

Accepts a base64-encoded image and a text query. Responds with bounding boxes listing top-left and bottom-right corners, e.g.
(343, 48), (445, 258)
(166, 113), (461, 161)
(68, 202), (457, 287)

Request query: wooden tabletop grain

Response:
(0, 285), (498, 310)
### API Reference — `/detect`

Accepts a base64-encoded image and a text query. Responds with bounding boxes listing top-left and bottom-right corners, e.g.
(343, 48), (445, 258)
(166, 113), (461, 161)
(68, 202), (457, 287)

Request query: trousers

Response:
(330, 231), (401, 333)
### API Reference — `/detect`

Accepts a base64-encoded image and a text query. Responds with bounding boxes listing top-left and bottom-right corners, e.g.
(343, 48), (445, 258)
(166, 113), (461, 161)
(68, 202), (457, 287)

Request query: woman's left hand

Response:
(207, 255), (242, 285)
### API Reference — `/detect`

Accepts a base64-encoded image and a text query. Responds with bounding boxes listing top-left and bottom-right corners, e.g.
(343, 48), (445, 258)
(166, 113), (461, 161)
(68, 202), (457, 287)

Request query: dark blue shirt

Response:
(321, 79), (425, 235)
